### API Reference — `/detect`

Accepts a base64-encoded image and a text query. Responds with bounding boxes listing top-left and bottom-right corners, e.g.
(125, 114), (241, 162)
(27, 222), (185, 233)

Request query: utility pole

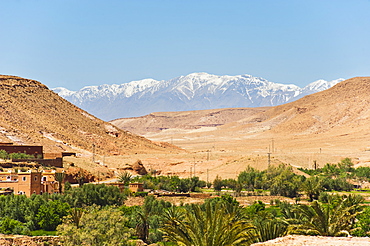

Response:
(193, 157), (196, 177)
(207, 169), (209, 184)
(92, 144), (95, 163)
(267, 152), (271, 167)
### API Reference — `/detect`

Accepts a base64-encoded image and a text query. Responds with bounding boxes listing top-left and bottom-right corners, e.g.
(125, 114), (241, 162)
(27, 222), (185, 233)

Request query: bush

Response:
(213, 175), (224, 191)
(36, 200), (70, 231)
(57, 206), (134, 246)
(63, 184), (126, 207)
(134, 191), (148, 197)
(0, 217), (27, 235)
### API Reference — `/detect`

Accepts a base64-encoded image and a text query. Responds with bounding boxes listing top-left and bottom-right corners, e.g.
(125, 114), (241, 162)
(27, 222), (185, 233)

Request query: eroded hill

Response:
(0, 75), (179, 155)
(111, 107), (269, 135)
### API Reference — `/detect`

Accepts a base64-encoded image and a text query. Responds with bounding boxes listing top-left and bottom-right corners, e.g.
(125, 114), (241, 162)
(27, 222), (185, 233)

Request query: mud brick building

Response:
(41, 170), (58, 194)
(129, 183), (144, 192)
(0, 170), (42, 196)
(0, 170), (59, 196)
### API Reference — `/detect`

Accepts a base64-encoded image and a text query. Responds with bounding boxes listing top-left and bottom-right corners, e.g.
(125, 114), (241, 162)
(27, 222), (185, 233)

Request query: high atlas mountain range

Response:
(53, 72), (344, 121)
(0, 74), (370, 169)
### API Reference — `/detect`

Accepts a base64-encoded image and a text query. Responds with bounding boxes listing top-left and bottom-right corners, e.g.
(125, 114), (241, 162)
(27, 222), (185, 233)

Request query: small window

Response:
(34, 175), (38, 181)
(6, 176), (10, 180)
(42, 177), (47, 181)
(22, 177), (26, 181)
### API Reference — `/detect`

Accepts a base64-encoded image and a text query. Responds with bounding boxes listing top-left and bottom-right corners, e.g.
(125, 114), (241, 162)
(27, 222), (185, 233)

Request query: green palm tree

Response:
(162, 205), (185, 227)
(136, 210), (149, 243)
(254, 219), (287, 243)
(302, 176), (324, 202)
(55, 172), (66, 193)
(161, 203), (256, 246)
(280, 202), (305, 226)
(291, 195), (363, 236)
(69, 207), (84, 228)
(117, 171), (132, 186)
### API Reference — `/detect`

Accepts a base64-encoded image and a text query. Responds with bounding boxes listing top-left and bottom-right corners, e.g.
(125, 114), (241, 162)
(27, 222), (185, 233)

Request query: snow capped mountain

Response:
(53, 87), (75, 97)
(54, 78), (160, 102)
(301, 79), (344, 93)
(53, 73), (344, 121)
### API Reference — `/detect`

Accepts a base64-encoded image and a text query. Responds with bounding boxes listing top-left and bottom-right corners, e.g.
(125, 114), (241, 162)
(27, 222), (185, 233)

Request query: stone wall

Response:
(0, 235), (60, 246)
(0, 146), (43, 159)
(12, 158), (63, 168)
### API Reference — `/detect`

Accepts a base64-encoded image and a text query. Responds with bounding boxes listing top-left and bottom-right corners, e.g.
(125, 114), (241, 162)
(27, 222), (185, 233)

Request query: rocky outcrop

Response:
(122, 160), (148, 175)
(64, 167), (96, 184)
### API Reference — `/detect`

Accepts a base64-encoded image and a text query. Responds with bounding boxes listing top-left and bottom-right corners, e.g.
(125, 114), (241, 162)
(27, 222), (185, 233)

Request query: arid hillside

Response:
(111, 77), (370, 176)
(111, 107), (269, 135)
(0, 75), (179, 155)
(266, 77), (370, 135)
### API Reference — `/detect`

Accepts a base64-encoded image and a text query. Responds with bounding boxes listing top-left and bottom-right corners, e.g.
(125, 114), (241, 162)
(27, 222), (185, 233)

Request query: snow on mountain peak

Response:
(53, 73), (344, 120)
(52, 87), (75, 97)
(303, 78), (345, 92)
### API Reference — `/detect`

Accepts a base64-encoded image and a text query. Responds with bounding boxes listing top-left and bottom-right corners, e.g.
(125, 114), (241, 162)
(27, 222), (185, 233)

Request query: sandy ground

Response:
(251, 235), (370, 246)
(67, 129), (370, 183)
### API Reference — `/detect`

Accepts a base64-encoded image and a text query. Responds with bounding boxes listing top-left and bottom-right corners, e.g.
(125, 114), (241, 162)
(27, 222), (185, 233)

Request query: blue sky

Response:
(1, 0), (369, 90)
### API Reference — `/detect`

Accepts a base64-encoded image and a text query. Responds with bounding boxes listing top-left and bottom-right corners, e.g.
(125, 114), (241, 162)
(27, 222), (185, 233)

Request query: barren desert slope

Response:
(111, 77), (370, 180)
(0, 75), (180, 156)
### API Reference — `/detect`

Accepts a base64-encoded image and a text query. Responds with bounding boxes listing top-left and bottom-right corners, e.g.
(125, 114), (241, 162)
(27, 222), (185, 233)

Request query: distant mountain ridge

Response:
(53, 73), (344, 120)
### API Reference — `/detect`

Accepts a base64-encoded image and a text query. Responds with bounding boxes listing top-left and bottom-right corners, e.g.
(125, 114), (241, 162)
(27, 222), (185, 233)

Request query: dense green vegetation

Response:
(214, 159), (367, 199)
(132, 175), (207, 192)
(298, 157), (370, 184)
(58, 206), (134, 246)
(0, 149), (39, 160)
(1, 158), (370, 245)
(0, 184), (124, 235)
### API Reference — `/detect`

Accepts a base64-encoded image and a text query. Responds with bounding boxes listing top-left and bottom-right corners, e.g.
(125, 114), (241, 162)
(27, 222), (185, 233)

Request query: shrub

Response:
(0, 217), (27, 235)
(134, 191), (148, 197)
(63, 184), (126, 207)
(57, 206), (134, 246)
